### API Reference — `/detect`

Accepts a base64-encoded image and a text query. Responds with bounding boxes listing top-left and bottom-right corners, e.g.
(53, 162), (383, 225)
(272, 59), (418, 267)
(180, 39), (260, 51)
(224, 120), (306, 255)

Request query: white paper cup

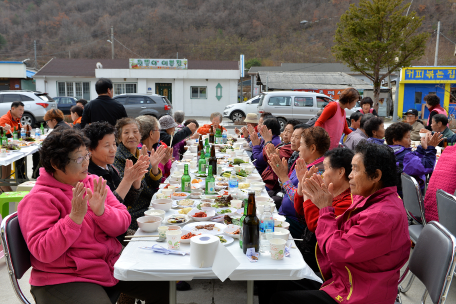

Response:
(251, 187), (262, 196)
(231, 200), (243, 209)
(177, 163), (185, 170)
(190, 160), (197, 170)
(166, 229), (182, 250)
(162, 189), (173, 198)
(158, 226), (169, 238)
(243, 156), (250, 163)
(270, 238), (287, 260)
(167, 185), (179, 192)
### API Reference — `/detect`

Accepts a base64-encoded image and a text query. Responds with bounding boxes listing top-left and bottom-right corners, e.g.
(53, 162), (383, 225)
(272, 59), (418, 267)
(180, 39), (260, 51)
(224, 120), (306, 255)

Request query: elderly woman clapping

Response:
(269, 141), (410, 304)
(114, 117), (167, 230)
(18, 129), (169, 304)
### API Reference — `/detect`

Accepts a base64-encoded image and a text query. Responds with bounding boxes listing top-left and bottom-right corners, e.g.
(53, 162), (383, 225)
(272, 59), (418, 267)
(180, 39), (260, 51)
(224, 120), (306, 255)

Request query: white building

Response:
(33, 58), (240, 116)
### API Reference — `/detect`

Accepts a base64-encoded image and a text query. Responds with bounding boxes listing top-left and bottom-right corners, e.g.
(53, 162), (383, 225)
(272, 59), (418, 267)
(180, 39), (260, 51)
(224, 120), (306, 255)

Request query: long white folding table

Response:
(114, 145), (322, 304)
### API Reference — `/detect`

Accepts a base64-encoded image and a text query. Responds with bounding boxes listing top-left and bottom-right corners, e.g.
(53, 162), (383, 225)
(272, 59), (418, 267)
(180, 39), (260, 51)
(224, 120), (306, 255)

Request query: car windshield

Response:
(36, 94), (54, 102)
(258, 94), (266, 106)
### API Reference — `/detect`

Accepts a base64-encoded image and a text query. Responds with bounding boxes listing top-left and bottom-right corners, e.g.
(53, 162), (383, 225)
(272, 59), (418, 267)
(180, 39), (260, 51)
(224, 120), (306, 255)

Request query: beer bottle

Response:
(208, 144), (217, 175)
(242, 192), (260, 254)
(209, 126), (215, 144)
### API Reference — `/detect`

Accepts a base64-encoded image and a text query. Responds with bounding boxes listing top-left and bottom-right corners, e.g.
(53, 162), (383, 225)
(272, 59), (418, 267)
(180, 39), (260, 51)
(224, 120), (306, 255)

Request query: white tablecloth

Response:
(0, 145), (40, 166)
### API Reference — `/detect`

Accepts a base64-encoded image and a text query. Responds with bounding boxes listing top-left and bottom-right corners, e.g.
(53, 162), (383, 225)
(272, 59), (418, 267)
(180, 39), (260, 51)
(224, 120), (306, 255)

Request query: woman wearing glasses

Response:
(114, 117), (168, 230)
(17, 129), (169, 303)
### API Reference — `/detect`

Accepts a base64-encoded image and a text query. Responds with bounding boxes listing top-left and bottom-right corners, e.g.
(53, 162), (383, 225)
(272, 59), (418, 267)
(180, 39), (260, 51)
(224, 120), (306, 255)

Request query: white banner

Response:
(129, 59), (188, 69)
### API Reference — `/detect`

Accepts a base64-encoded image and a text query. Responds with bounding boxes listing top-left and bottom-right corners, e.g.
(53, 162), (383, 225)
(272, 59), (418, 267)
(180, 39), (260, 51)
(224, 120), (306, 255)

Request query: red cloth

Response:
(261, 143), (293, 191)
(315, 102), (352, 135)
(316, 186), (410, 304)
(294, 188), (352, 232)
(0, 110), (22, 135)
(196, 124), (227, 135)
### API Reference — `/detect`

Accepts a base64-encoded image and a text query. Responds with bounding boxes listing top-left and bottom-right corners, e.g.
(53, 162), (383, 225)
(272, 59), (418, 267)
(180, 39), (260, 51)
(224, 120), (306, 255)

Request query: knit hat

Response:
(244, 113), (259, 124)
(44, 109), (65, 122)
(159, 115), (178, 130)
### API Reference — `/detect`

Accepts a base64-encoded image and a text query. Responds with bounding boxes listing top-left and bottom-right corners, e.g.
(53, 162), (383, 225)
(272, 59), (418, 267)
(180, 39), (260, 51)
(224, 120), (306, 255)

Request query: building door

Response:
(414, 85), (445, 119)
(156, 83), (172, 103)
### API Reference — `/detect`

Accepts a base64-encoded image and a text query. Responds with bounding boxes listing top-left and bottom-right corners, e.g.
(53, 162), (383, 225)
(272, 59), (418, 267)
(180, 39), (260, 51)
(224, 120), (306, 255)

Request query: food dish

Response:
(223, 224), (241, 238)
(182, 222), (226, 235)
(217, 235), (234, 246)
(187, 208), (216, 221)
(165, 214), (190, 225)
(171, 192), (189, 200)
(172, 199), (195, 208)
(180, 229), (201, 244)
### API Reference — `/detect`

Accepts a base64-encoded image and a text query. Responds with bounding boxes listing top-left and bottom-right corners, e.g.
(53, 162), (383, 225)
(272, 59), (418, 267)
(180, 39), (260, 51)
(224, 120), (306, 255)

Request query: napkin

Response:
(211, 242), (240, 282)
(140, 244), (189, 256)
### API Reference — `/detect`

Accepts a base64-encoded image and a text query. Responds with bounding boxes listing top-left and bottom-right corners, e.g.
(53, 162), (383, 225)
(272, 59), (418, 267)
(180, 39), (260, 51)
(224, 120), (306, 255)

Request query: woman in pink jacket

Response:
(264, 141), (410, 304)
(17, 129), (168, 304)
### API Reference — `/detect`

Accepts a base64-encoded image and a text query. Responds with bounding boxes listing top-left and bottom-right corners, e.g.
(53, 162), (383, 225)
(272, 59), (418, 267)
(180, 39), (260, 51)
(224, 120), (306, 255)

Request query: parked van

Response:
(257, 91), (358, 130)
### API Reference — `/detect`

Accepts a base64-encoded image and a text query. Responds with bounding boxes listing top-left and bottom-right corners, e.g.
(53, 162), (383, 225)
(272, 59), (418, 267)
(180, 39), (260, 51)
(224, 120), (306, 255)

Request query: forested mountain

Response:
(0, 0), (455, 68)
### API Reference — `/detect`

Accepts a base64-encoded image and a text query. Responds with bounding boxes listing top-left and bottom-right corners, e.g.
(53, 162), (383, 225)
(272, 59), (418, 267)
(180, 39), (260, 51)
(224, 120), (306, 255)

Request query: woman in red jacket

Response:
(293, 148), (353, 272)
(315, 88), (360, 150)
(267, 141), (410, 304)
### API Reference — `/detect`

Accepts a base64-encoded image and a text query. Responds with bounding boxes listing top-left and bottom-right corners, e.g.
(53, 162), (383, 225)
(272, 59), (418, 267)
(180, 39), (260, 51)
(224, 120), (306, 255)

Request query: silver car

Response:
(0, 90), (57, 126)
(113, 93), (173, 118)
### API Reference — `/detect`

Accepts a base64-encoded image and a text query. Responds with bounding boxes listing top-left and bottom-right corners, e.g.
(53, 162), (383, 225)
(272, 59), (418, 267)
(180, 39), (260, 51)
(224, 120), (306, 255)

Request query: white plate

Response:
(164, 214), (190, 226)
(216, 207), (236, 215)
(180, 229), (202, 244)
(182, 222), (226, 235)
(223, 224), (241, 238)
(187, 208), (216, 222)
(171, 192), (190, 201)
(172, 199), (195, 209)
(217, 234), (234, 246)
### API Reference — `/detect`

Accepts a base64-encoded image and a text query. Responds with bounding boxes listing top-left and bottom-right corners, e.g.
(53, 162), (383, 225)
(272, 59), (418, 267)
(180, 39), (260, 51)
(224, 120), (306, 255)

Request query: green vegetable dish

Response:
(217, 235), (227, 243)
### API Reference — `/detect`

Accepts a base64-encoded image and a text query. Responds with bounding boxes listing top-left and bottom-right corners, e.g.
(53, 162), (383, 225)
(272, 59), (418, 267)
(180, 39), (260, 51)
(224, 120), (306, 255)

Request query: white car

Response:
(0, 90), (57, 126)
(223, 96), (261, 122)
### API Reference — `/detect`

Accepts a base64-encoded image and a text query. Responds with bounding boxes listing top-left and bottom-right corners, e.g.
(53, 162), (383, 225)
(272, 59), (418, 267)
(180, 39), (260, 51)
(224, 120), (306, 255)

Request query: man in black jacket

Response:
(80, 78), (127, 128)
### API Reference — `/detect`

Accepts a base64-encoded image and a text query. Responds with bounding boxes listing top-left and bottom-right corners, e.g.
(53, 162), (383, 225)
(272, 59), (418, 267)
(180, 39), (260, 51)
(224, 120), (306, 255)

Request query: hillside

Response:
(0, 0), (455, 68)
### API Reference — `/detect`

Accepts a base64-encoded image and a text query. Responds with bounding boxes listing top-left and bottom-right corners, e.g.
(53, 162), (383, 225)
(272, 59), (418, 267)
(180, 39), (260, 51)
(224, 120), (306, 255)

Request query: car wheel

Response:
(277, 118), (287, 132)
(230, 111), (245, 122)
(21, 113), (35, 127)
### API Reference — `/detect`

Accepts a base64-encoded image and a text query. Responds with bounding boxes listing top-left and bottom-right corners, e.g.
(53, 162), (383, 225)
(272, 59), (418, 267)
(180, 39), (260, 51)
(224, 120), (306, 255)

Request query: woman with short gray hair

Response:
(197, 112), (227, 135)
(174, 111), (185, 130)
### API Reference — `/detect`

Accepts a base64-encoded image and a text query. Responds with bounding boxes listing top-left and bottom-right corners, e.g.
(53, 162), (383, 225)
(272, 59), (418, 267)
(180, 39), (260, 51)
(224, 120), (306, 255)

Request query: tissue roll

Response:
(190, 234), (219, 268)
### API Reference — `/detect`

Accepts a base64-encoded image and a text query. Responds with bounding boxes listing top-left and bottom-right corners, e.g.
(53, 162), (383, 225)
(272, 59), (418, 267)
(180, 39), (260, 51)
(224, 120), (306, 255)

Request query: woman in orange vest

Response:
(196, 112), (227, 135)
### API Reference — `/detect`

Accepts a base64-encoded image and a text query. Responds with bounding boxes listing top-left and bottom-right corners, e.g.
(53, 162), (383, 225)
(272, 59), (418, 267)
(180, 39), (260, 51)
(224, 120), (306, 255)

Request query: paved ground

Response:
(1, 117), (455, 303)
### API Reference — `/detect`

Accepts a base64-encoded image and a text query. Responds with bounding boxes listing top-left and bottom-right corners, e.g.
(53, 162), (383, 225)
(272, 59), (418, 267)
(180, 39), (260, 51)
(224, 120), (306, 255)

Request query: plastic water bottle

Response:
(260, 205), (275, 253)
(222, 130), (228, 144)
(20, 128), (26, 140)
(35, 128), (40, 139)
(229, 170), (239, 192)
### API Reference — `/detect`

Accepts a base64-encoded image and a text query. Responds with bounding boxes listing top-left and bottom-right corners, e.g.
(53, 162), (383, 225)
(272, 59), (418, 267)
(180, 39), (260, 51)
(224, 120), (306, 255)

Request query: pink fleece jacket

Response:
(17, 168), (131, 287)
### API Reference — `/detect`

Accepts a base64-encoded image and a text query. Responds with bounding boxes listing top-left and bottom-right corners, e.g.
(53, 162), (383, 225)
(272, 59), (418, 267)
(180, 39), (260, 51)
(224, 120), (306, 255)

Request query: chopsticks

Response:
(125, 239), (157, 242)
(125, 235), (159, 238)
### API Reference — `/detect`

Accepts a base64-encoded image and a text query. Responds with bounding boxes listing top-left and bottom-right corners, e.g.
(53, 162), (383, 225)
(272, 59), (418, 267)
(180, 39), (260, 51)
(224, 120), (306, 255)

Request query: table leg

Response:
(247, 280), (254, 304)
(169, 281), (176, 304)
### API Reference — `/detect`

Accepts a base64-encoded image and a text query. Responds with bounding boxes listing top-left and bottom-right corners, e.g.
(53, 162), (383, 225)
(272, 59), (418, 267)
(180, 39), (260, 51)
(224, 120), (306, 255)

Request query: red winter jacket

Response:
(316, 186), (410, 304)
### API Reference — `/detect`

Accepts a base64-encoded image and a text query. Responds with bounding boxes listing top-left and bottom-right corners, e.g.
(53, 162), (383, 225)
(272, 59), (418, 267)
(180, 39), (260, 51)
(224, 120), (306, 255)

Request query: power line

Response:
(35, 38), (106, 57)
(439, 31), (456, 46)
(113, 37), (142, 57)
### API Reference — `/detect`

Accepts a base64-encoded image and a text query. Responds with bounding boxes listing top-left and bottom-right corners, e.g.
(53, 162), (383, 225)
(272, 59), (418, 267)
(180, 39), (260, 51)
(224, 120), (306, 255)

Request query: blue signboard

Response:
(404, 68), (456, 81)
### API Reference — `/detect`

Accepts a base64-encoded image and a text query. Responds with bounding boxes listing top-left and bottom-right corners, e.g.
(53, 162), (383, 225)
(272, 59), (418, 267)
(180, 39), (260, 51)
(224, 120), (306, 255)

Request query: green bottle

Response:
(239, 199), (249, 249)
(205, 145), (211, 167)
(215, 128), (223, 144)
(181, 164), (191, 193)
(12, 126), (18, 140)
(2, 130), (8, 146)
(40, 122), (45, 135)
(0, 127), (3, 146)
(205, 165), (215, 194)
(198, 150), (206, 174)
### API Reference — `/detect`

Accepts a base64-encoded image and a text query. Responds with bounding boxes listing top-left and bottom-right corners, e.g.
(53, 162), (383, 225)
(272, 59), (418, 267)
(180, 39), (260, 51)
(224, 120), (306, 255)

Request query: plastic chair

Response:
(396, 221), (456, 304)
(0, 214), (3, 259)
(16, 181), (36, 192)
(399, 173), (428, 294)
(0, 191), (30, 219)
(1, 213), (120, 304)
(436, 189), (456, 237)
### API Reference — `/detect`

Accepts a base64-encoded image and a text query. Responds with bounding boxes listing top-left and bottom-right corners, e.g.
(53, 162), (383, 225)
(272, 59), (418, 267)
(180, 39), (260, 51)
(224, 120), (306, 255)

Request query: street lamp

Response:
(300, 20), (308, 25)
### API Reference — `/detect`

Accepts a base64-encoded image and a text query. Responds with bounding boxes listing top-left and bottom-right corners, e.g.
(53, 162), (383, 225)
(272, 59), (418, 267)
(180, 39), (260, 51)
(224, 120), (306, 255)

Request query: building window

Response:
(114, 83), (137, 95)
(191, 86), (207, 99)
(57, 82), (90, 100)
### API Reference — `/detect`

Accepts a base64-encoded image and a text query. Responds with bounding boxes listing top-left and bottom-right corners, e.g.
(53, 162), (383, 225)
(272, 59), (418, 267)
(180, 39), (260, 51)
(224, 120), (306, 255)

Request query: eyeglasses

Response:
(70, 152), (91, 165)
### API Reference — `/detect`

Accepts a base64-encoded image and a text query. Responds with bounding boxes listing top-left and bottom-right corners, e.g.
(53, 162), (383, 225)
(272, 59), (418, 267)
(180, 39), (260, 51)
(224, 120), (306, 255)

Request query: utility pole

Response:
(69, 50), (71, 59)
(111, 26), (114, 59)
(434, 21), (440, 66)
(34, 40), (37, 68)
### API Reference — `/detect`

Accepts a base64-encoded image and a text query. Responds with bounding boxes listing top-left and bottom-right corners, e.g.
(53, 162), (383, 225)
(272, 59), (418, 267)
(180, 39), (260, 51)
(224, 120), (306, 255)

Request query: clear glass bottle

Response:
(181, 164), (191, 193)
(229, 170), (239, 192)
(20, 127), (26, 140)
(260, 204), (275, 253)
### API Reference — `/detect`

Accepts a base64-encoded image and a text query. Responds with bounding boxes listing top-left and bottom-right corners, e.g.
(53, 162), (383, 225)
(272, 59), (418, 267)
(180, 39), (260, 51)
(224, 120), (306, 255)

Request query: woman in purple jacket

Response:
(265, 141), (410, 304)
(251, 118), (282, 174)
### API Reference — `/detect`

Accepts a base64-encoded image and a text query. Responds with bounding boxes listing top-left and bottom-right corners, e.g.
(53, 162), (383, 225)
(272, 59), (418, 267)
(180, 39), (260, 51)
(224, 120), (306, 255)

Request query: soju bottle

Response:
(205, 145), (211, 168)
(198, 150), (206, 174)
(12, 126), (18, 140)
(215, 128), (223, 144)
(181, 164), (191, 193)
(239, 199), (249, 249)
(205, 165), (215, 194)
(40, 122), (45, 135)
(2, 130), (8, 146)
(0, 127), (3, 146)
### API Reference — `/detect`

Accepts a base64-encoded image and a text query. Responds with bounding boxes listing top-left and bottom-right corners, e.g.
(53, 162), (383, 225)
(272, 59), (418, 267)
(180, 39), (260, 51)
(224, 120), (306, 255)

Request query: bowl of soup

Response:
(151, 199), (173, 211)
(137, 215), (162, 232)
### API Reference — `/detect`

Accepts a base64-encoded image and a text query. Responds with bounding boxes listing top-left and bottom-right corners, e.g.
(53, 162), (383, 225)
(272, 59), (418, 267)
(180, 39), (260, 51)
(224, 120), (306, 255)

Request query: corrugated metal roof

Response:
(258, 71), (373, 90)
(34, 59), (239, 77)
(249, 63), (394, 75)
